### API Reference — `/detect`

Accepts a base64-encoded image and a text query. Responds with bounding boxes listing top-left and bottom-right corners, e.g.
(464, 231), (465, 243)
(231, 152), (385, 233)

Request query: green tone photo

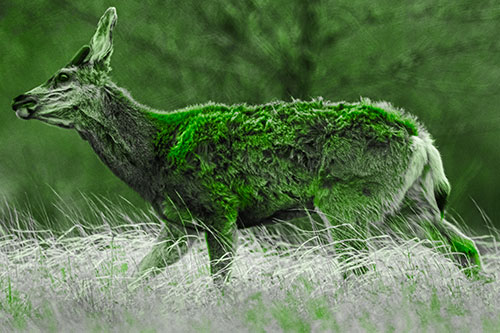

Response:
(1, 1), (499, 331)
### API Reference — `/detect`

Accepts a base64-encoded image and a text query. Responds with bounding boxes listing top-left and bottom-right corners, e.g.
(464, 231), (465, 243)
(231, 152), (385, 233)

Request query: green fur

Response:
(149, 100), (417, 169)
(145, 100), (416, 228)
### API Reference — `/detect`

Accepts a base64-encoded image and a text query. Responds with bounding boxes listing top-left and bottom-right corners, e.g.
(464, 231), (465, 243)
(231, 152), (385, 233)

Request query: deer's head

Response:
(12, 7), (117, 130)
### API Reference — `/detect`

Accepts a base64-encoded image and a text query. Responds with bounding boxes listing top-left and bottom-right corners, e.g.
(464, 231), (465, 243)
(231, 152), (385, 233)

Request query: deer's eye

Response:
(57, 72), (71, 82)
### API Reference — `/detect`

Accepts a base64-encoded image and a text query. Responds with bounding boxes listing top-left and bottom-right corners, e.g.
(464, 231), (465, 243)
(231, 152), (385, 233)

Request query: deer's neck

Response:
(79, 84), (162, 202)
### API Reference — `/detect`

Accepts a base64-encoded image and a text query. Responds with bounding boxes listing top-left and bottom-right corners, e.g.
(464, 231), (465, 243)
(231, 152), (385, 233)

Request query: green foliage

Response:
(0, 277), (34, 329)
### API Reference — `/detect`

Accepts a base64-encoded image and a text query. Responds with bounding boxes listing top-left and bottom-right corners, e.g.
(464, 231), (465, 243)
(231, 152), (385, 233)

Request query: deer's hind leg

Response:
(392, 211), (482, 278)
(426, 218), (481, 277)
(392, 176), (482, 278)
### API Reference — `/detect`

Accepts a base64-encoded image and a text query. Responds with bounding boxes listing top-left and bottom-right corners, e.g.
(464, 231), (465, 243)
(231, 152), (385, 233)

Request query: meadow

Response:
(0, 196), (498, 332)
(2, 1), (500, 331)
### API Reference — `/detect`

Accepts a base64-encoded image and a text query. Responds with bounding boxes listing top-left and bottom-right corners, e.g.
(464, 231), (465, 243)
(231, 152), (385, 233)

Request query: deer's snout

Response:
(12, 94), (38, 119)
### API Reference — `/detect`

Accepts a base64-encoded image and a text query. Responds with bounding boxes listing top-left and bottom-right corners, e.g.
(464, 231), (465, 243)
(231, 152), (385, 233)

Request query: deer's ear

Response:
(68, 45), (91, 67)
(88, 7), (117, 69)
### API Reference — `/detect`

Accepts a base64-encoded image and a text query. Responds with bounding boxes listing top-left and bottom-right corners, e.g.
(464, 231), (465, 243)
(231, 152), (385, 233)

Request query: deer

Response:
(11, 7), (483, 284)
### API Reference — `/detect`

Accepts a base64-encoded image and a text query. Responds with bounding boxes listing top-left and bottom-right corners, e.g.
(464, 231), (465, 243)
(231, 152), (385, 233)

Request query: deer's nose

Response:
(12, 94), (38, 111)
(12, 94), (38, 119)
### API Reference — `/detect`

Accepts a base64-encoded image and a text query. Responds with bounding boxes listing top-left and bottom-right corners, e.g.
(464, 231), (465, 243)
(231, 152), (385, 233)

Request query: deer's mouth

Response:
(15, 105), (38, 119)
(37, 115), (75, 129)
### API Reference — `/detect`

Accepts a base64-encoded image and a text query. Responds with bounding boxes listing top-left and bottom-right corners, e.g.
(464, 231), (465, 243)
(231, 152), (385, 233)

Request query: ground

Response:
(0, 199), (499, 332)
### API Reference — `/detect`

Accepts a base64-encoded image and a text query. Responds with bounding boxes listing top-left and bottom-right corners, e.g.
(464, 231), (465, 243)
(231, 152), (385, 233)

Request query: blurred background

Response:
(1, 0), (499, 233)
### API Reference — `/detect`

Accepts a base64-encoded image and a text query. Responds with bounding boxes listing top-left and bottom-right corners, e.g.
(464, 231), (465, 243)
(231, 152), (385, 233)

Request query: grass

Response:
(0, 196), (499, 332)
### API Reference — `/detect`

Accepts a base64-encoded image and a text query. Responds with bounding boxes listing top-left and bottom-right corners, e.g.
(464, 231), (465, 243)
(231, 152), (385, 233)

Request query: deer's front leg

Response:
(136, 223), (196, 278)
(205, 221), (238, 286)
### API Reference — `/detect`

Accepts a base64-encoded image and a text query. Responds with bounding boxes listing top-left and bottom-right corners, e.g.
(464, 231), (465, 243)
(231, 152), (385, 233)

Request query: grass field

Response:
(0, 197), (499, 332)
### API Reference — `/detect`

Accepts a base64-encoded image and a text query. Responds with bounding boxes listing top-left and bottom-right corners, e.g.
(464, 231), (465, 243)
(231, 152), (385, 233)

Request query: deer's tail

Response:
(424, 136), (451, 219)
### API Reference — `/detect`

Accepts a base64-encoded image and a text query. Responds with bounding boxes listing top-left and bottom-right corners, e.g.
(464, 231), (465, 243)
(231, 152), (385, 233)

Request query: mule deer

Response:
(12, 7), (482, 283)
